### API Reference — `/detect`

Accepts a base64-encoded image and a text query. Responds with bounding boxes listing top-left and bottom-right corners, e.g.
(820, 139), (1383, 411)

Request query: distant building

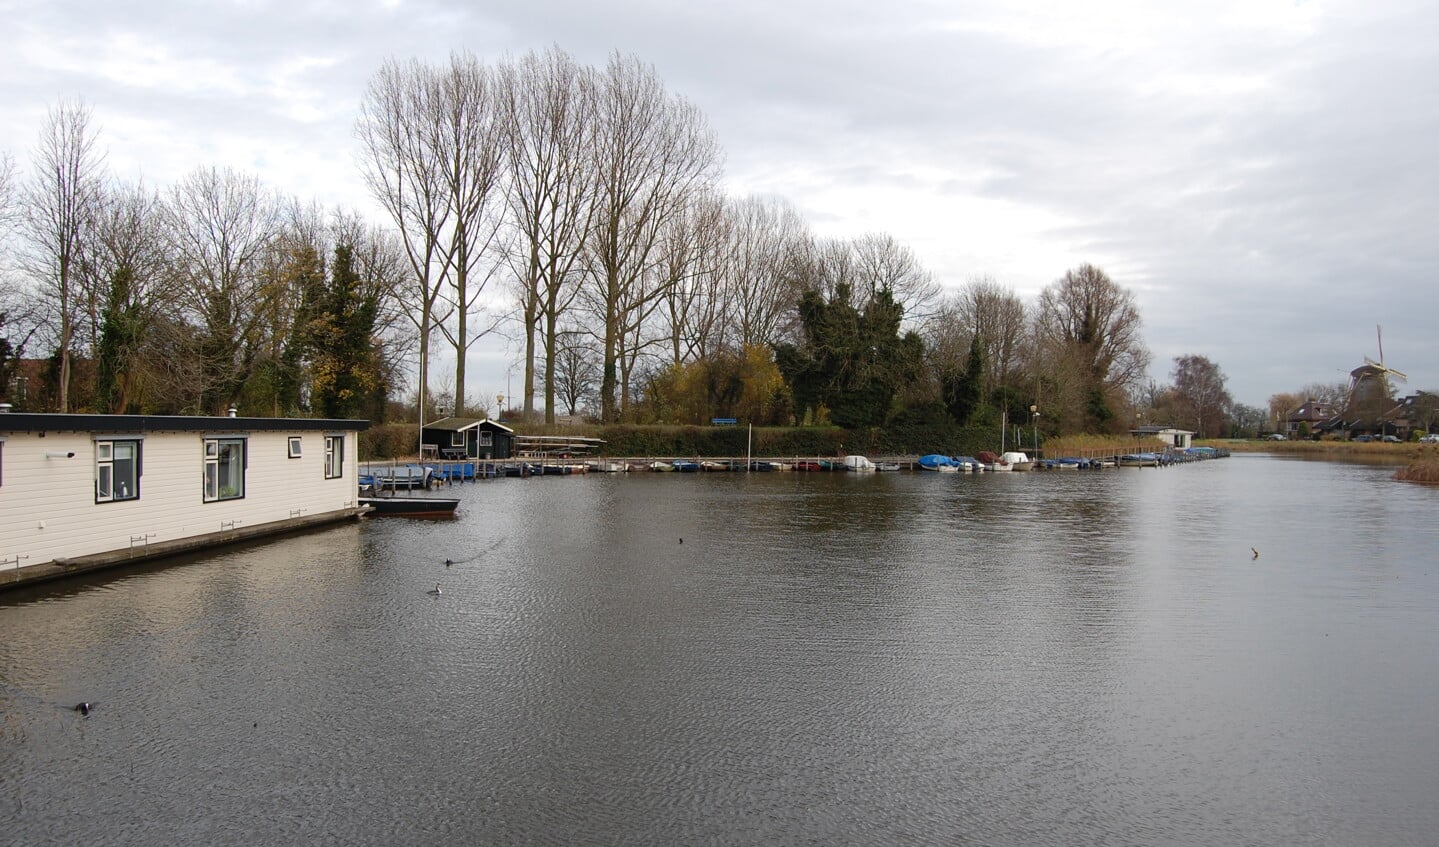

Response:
(1285, 398), (1334, 437)
(1130, 425), (1194, 449)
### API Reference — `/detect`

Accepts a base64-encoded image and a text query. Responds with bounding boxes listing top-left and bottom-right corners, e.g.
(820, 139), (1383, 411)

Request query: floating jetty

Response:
(360, 444), (1229, 490)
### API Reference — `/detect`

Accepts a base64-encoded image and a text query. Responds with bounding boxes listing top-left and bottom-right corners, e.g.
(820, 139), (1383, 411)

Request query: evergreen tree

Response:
(308, 244), (383, 419)
(775, 283), (923, 428)
(942, 334), (985, 425)
(94, 266), (146, 413)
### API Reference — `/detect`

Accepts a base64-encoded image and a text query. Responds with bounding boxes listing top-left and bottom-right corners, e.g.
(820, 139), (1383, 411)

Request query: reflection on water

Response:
(3, 457), (1438, 845)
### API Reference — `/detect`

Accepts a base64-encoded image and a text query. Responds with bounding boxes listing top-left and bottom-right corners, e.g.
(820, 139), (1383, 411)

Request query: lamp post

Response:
(1030, 405), (1039, 455)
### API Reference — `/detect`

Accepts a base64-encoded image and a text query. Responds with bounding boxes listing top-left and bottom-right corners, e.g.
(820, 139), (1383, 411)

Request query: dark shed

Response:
(421, 417), (514, 460)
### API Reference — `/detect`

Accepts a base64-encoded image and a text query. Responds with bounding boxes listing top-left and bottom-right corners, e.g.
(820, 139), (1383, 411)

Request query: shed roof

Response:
(425, 417), (514, 434)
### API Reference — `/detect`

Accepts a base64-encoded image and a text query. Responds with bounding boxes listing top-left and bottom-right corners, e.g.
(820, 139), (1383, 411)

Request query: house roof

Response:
(424, 417), (514, 434)
(0, 412), (369, 434)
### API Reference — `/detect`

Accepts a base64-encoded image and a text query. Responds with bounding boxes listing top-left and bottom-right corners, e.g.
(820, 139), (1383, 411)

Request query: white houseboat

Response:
(0, 409), (369, 589)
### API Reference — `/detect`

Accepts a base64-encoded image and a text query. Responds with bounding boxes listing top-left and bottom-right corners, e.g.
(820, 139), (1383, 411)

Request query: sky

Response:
(3, 0), (1436, 411)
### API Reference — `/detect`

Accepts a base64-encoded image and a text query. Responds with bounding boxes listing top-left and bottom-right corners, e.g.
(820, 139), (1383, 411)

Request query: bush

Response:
(360, 422), (418, 459)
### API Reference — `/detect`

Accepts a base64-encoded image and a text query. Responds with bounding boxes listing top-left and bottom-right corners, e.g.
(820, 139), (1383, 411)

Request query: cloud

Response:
(2, 0), (1436, 407)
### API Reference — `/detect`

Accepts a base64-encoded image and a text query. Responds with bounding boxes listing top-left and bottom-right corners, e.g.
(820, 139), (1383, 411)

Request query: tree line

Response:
(0, 46), (1247, 440)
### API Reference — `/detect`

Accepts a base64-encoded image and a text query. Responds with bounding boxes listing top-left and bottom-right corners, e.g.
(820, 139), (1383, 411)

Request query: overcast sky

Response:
(3, 0), (1436, 410)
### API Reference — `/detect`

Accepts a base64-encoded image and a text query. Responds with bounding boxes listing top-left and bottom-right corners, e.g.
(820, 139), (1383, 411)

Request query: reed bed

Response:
(1394, 449), (1439, 484)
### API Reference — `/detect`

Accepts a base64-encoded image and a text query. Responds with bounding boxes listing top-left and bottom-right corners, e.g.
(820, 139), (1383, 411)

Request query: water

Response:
(3, 455), (1438, 845)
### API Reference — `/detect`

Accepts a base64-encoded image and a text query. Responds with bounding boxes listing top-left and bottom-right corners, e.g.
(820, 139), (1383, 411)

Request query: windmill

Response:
(1345, 325), (1406, 429)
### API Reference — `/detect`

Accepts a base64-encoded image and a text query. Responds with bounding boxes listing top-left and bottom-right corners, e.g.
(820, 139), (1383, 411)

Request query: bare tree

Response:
(656, 189), (726, 364)
(21, 99), (105, 411)
(585, 52), (722, 421)
(0, 151), (17, 233)
(718, 194), (809, 352)
(1034, 263), (1150, 432)
(1171, 354), (1233, 438)
(500, 47), (596, 423)
(551, 327), (599, 416)
(1297, 381), (1350, 410)
(851, 232), (941, 332)
(164, 165), (283, 414)
(357, 58), (455, 427)
(943, 275), (1028, 394)
(432, 51), (508, 417)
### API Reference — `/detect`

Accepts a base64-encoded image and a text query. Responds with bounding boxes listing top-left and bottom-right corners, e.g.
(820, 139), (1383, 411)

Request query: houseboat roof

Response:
(425, 417), (513, 433)
(0, 412), (369, 434)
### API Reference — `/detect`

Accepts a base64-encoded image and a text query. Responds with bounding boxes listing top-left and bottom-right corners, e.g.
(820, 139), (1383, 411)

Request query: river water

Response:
(2, 455), (1437, 845)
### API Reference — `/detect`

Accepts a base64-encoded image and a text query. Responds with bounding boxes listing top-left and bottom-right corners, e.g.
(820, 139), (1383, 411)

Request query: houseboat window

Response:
(288, 436), (302, 458)
(324, 435), (344, 479)
(96, 439), (141, 503)
(478, 431), (493, 447)
(204, 437), (246, 502)
(450, 431), (465, 447)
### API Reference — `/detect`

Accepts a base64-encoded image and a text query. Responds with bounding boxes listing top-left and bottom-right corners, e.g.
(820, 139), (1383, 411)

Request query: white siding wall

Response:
(0, 428), (360, 570)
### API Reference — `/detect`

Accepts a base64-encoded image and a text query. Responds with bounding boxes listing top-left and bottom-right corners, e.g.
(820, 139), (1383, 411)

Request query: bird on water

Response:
(74, 702), (91, 716)
(428, 583), (443, 595)
(1252, 547), (1260, 559)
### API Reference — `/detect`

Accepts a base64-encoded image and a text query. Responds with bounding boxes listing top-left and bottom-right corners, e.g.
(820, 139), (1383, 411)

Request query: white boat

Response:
(843, 454), (877, 472)
(1001, 451), (1034, 471)
(649, 461), (675, 472)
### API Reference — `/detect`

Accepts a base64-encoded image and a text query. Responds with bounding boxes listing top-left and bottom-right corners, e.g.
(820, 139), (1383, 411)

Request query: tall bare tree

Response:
(500, 47), (596, 423)
(585, 52), (722, 421)
(432, 51), (508, 416)
(164, 166), (283, 414)
(357, 58), (455, 429)
(1034, 263), (1150, 432)
(21, 99), (105, 411)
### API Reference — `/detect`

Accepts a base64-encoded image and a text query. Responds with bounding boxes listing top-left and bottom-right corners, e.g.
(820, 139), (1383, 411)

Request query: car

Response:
(1381, 435), (1401, 443)
(1266, 433), (1287, 441)
(1421, 434), (1439, 443)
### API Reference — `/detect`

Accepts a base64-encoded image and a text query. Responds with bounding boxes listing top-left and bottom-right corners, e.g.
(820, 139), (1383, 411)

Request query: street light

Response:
(1030, 405), (1039, 454)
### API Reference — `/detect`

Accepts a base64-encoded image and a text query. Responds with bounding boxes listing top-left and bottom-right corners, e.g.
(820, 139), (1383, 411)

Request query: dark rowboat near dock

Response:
(360, 495), (460, 518)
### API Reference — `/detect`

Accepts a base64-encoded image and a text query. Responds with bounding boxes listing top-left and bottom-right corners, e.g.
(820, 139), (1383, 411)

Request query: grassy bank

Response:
(1209, 439), (1427, 459)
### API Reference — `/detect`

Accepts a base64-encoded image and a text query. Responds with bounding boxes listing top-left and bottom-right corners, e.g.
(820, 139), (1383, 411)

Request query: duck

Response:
(428, 583), (443, 595)
(74, 702), (91, 716)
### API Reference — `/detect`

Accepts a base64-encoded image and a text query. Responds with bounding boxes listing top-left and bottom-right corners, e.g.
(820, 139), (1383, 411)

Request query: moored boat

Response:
(918, 454), (960, 472)
(1000, 451), (1034, 471)
(976, 451), (1012, 472)
(843, 455), (877, 472)
(951, 456), (982, 473)
(360, 495), (460, 518)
